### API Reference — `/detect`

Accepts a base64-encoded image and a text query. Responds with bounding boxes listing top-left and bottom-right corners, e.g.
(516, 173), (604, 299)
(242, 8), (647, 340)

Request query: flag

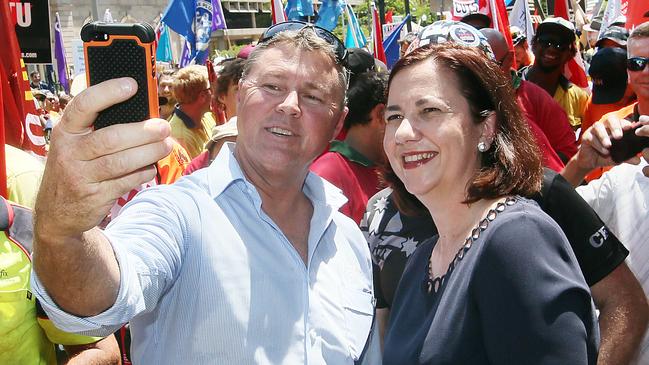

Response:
(271, 0), (287, 24)
(180, 40), (192, 67)
(0, 0), (46, 157)
(315, 0), (343, 31)
(509, 0), (534, 48)
(162, 0), (227, 65)
(599, 0), (622, 37)
(371, 3), (386, 64)
(156, 22), (174, 62)
(285, 0), (314, 19)
(344, 3), (366, 48)
(626, 1), (649, 29)
(53, 13), (69, 93)
(382, 14), (410, 69)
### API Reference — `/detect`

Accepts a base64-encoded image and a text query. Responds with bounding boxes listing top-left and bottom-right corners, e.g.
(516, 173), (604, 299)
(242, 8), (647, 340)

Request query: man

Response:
(31, 25), (374, 364)
(311, 67), (388, 224)
(364, 22), (649, 365)
(169, 65), (216, 158)
(521, 17), (590, 130)
(510, 25), (534, 70)
(157, 69), (177, 120)
(460, 10), (491, 30)
(30, 71), (52, 91)
(481, 28), (577, 168)
(562, 24), (649, 364)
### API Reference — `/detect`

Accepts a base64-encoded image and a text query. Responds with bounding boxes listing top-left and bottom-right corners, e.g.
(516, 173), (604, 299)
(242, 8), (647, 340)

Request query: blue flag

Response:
(156, 23), (173, 62)
(315, 0), (344, 31)
(382, 14), (410, 69)
(344, 3), (366, 48)
(162, 0), (227, 65)
(285, 0), (314, 19)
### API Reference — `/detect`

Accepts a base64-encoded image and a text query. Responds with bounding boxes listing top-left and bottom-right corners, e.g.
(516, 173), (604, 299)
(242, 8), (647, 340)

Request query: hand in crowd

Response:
(35, 77), (173, 240)
(578, 115), (649, 175)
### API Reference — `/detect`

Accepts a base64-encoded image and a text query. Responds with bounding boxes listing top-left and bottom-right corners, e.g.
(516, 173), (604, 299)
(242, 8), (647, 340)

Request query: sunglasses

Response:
(537, 37), (570, 51)
(259, 21), (348, 66)
(627, 57), (649, 72)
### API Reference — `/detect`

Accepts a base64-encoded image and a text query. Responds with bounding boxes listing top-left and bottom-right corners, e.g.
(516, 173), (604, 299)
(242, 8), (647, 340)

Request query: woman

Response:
(381, 40), (599, 363)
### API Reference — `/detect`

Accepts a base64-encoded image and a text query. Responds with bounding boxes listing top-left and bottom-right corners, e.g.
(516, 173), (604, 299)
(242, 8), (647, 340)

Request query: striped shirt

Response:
(577, 159), (649, 365)
(32, 143), (374, 364)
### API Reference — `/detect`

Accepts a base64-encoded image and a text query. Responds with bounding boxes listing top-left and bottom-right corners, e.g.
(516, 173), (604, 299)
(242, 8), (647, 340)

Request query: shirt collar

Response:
(329, 140), (374, 167)
(173, 105), (196, 129)
(207, 143), (347, 210)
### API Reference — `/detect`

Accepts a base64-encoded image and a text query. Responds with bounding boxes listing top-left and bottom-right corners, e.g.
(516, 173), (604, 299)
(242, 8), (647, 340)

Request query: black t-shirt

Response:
(382, 198), (600, 365)
(360, 168), (629, 309)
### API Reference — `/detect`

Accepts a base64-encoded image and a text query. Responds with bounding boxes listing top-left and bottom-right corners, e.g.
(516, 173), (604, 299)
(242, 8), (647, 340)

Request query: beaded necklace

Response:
(425, 196), (518, 294)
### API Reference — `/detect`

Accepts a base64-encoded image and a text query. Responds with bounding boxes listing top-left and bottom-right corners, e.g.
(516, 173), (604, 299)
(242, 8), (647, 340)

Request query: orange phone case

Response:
(81, 22), (159, 129)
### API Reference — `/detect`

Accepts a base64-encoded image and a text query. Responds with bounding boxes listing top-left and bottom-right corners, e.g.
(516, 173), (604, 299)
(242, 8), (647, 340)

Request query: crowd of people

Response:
(3, 10), (649, 365)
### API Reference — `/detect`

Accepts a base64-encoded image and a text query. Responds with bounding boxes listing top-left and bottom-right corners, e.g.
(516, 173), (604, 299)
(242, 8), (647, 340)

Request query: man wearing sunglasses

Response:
(31, 22), (376, 364)
(563, 21), (649, 365)
(521, 17), (589, 131)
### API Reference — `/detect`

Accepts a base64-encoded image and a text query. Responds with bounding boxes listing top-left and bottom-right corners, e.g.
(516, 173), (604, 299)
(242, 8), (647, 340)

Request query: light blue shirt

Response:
(32, 143), (375, 364)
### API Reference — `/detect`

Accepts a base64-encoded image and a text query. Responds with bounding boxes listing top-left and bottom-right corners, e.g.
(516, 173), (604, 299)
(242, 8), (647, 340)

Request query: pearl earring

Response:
(477, 141), (488, 152)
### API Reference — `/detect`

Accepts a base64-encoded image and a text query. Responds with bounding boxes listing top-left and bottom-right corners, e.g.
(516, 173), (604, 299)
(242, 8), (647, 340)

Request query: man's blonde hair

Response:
(173, 65), (209, 104)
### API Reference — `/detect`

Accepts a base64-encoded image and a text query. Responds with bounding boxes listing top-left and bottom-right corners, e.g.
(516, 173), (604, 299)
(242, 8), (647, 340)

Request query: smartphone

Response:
(81, 22), (159, 129)
(609, 123), (649, 163)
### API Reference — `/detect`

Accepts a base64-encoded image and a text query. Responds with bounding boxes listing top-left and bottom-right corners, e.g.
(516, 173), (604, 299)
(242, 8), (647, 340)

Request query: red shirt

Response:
(516, 79), (578, 171)
(310, 141), (382, 224)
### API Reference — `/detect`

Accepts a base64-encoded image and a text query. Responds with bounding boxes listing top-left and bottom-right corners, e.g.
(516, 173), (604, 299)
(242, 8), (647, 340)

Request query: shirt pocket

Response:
(341, 285), (375, 360)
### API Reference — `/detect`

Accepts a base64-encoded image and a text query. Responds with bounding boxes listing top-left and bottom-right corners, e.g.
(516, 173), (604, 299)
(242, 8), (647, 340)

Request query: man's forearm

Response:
(592, 263), (649, 365)
(64, 335), (122, 365)
(33, 227), (121, 317)
(561, 153), (591, 187)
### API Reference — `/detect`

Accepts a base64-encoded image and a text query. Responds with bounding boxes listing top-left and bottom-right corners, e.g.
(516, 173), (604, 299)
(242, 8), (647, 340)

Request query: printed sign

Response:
(452, 0), (479, 19)
(10, 0), (52, 64)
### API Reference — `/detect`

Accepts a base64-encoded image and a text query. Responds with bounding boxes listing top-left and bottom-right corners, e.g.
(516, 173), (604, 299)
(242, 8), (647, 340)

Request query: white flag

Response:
(599, 0), (622, 37)
(508, 0), (534, 48)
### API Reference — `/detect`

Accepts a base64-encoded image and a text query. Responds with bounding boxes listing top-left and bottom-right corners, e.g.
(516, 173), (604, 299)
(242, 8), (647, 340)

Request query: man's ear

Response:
(331, 106), (348, 140)
(370, 103), (386, 125)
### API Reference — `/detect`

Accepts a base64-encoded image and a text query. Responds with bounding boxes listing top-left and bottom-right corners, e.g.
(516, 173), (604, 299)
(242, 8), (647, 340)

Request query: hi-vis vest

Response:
(0, 197), (99, 364)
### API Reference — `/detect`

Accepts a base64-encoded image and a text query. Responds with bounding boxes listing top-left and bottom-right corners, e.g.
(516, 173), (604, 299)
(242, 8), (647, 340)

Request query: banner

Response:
(452, 0), (480, 19)
(10, 0), (52, 64)
(1, 0), (46, 156)
(162, 0), (227, 65)
(286, 0), (314, 19)
(53, 12), (68, 92)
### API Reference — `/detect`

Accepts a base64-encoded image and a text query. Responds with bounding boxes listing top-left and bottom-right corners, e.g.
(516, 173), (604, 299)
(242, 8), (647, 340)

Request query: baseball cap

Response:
(346, 48), (376, 75)
(460, 11), (491, 30)
(536, 17), (576, 42)
(406, 20), (496, 61)
(595, 26), (629, 47)
(510, 26), (527, 45)
(588, 47), (628, 104)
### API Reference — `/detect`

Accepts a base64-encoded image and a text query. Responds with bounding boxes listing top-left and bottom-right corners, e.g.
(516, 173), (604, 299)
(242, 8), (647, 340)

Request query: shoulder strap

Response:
(0, 196), (34, 255)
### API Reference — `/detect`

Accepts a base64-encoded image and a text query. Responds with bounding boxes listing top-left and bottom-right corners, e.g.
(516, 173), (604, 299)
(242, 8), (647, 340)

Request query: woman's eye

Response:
(385, 114), (403, 123)
(422, 107), (440, 114)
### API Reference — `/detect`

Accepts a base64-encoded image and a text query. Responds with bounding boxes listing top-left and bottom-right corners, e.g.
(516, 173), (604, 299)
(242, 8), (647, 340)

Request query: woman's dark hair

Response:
(382, 43), (543, 215)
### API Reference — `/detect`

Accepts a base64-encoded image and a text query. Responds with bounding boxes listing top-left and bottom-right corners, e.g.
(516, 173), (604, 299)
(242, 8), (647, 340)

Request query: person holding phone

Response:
(562, 21), (649, 365)
(31, 23), (375, 364)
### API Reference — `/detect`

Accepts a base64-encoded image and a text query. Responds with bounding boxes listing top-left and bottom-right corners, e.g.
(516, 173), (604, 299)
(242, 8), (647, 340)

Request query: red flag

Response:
(626, 1), (649, 29)
(1, 0), (46, 156)
(554, 0), (569, 18)
(372, 4), (386, 64)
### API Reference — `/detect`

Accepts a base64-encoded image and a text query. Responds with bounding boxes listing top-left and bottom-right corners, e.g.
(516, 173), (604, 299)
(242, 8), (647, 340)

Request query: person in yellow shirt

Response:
(168, 65), (216, 158)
